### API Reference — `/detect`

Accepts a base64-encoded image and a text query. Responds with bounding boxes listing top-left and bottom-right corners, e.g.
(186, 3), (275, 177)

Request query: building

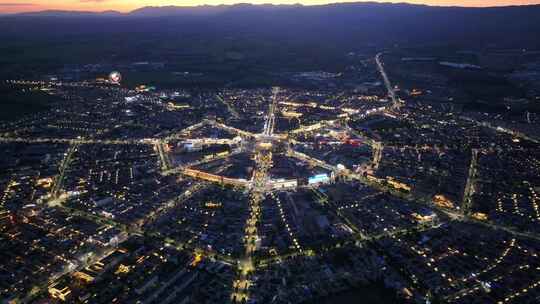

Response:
(308, 174), (331, 185)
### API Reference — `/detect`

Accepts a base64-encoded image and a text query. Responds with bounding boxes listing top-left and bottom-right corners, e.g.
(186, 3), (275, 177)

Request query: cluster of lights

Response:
(496, 194), (505, 213)
(1, 178), (17, 208)
(274, 194), (301, 252)
(468, 238), (516, 281)
(501, 277), (540, 303)
(528, 185), (540, 221)
(511, 193), (525, 217)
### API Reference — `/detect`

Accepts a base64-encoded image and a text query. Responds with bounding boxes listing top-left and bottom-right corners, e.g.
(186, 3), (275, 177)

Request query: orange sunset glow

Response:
(1, 0), (540, 14)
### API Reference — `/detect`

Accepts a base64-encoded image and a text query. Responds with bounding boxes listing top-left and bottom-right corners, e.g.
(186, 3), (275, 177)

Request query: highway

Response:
(460, 115), (540, 144)
(462, 149), (479, 215)
(375, 52), (401, 109)
(289, 119), (336, 135)
(50, 143), (79, 198)
(207, 119), (258, 139)
(371, 141), (384, 170)
(231, 90), (278, 303)
(164, 119), (257, 142)
(156, 141), (173, 171)
(263, 87), (280, 137)
(234, 147), (273, 301)
(231, 155), (270, 303)
(287, 148), (337, 172)
(216, 94), (241, 119)
(179, 137), (241, 146)
(0, 136), (154, 146)
(167, 120), (209, 140)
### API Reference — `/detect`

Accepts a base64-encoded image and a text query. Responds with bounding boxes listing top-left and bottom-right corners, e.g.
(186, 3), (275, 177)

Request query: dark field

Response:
(309, 283), (401, 304)
(0, 85), (55, 121)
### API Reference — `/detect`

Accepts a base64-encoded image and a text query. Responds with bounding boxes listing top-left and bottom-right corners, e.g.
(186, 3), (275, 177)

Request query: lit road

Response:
(462, 149), (479, 215)
(231, 90), (278, 303)
(232, 148), (272, 302)
(166, 120), (209, 140)
(142, 182), (208, 229)
(28, 247), (118, 304)
(208, 119), (258, 139)
(164, 119), (257, 141)
(155, 141), (172, 171)
(460, 115), (540, 144)
(371, 141), (384, 170)
(375, 52), (401, 109)
(263, 87), (280, 137)
(216, 93), (241, 119)
(287, 148), (337, 172)
(50, 143), (79, 198)
(0, 136), (155, 145)
(289, 119), (337, 135)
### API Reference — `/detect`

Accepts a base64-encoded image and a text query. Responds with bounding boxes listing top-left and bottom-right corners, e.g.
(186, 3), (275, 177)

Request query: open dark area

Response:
(0, 84), (56, 121)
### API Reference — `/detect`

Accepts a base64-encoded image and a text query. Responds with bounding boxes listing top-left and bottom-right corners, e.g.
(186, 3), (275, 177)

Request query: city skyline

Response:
(1, 0), (540, 13)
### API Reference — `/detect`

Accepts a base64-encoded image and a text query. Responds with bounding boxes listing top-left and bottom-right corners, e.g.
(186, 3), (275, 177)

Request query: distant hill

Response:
(0, 1), (539, 80)
(9, 2), (540, 18)
(1, 2), (538, 48)
(129, 3), (301, 17)
(16, 9), (123, 17)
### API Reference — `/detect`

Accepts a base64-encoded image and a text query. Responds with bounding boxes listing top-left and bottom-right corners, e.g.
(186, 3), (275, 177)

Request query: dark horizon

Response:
(2, 1), (540, 16)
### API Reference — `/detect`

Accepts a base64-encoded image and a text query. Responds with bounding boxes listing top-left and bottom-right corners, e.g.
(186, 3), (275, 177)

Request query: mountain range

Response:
(9, 2), (540, 18)
(0, 1), (539, 76)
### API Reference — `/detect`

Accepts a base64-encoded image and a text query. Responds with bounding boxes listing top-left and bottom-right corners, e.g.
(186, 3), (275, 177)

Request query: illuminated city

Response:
(1, 2), (540, 304)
